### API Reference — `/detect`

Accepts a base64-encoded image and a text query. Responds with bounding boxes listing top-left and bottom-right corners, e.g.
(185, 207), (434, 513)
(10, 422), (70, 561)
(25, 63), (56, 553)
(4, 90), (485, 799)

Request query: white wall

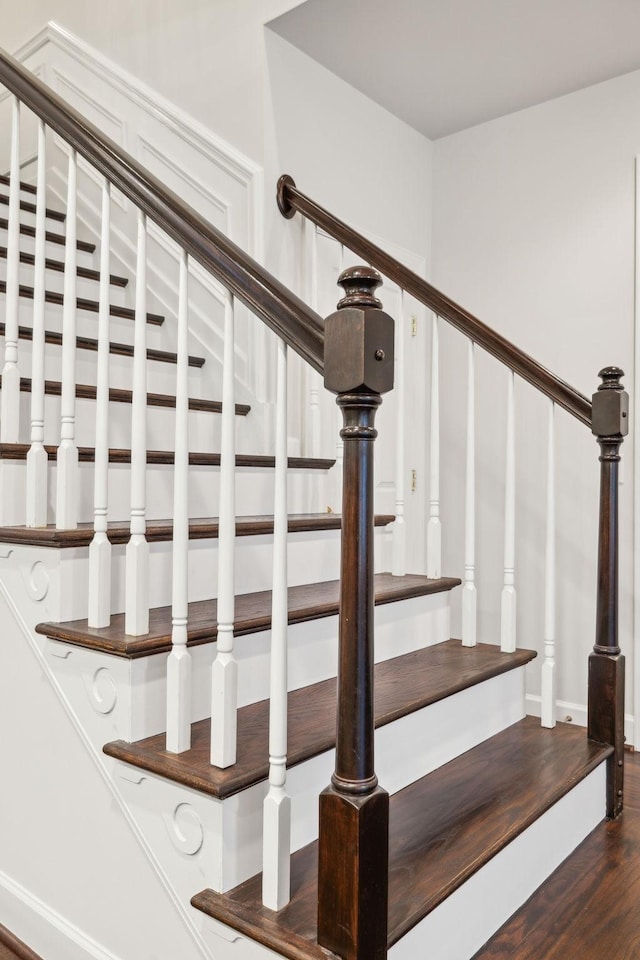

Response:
(432, 69), (637, 729)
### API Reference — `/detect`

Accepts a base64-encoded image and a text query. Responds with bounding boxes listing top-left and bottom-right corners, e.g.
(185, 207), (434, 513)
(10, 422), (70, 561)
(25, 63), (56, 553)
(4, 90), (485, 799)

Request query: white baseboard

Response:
(526, 693), (635, 748)
(0, 867), (121, 960)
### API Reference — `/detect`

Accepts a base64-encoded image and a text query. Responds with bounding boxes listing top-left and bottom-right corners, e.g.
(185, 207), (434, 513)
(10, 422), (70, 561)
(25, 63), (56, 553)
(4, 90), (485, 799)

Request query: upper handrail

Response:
(278, 175), (592, 426)
(0, 48), (324, 373)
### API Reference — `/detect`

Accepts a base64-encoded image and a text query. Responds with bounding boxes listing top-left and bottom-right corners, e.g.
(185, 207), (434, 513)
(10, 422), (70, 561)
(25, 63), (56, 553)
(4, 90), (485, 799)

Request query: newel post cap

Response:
(592, 366), (629, 438)
(323, 266), (394, 395)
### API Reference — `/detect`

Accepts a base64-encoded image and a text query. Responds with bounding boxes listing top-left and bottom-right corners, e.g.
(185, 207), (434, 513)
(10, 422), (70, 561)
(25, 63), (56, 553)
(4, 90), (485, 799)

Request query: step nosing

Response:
(36, 574), (458, 659)
(0, 512), (392, 548)
(0, 444), (335, 471)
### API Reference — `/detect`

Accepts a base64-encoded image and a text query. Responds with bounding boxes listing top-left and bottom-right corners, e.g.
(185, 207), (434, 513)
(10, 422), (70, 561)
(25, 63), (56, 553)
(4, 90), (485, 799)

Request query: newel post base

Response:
(318, 785), (389, 960)
(588, 652), (625, 818)
(588, 366), (628, 819)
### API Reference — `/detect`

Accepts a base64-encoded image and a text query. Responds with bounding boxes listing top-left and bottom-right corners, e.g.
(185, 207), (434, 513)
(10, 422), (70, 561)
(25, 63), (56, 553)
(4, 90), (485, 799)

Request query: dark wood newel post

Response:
(317, 266), (394, 960)
(588, 366), (628, 819)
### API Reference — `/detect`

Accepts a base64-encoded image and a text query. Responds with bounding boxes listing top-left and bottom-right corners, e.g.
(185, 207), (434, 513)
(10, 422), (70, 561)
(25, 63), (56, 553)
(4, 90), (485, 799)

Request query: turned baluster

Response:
(588, 366), (628, 819)
(317, 266), (393, 960)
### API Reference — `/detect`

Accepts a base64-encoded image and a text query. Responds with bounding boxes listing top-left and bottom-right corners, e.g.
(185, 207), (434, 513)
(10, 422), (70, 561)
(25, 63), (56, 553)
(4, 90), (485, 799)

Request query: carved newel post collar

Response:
(591, 366), (628, 442)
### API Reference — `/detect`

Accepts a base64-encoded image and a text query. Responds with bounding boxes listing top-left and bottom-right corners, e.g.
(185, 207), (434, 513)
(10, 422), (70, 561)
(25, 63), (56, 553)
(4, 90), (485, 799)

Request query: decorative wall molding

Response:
(9, 21), (263, 261)
(84, 667), (118, 716)
(22, 560), (50, 602)
(164, 803), (205, 857)
(0, 867), (123, 960)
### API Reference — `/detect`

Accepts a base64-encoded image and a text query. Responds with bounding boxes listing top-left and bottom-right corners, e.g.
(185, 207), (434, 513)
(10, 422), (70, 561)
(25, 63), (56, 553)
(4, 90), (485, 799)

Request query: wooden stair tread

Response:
(0, 280), (164, 325)
(0, 217), (95, 252)
(0, 444), (334, 470)
(37, 572), (457, 658)
(191, 719), (612, 959)
(11, 377), (250, 416)
(1, 512), (393, 548)
(0, 321), (205, 367)
(104, 640), (532, 799)
(0, 246), (128, 285)
(0, 190), (66, 221)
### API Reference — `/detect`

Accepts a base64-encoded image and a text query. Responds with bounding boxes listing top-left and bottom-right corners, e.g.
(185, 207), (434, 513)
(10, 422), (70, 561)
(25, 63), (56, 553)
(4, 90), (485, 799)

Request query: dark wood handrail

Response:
(0, 49), (324, 373)
(278, 175), (592, 425)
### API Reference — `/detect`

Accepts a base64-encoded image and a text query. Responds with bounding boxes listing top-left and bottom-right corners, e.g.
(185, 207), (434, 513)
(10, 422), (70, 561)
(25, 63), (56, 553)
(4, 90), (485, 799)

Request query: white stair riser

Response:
(16, 391), (226, 452)
(0, 458), (332, 525)
(45, 591), (449, 747)
(13, 262), (132, 302)
(108, 660), (522, 898)
(12, 236), (97, 264)
(52, 524), (391, 619)
(2, 297), (164, 345)
(6, 336), (212, 398)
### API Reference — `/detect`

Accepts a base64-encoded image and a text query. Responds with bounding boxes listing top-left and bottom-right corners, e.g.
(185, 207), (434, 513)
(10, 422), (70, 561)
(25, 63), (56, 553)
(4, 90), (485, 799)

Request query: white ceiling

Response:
(268, 0), (640, 139)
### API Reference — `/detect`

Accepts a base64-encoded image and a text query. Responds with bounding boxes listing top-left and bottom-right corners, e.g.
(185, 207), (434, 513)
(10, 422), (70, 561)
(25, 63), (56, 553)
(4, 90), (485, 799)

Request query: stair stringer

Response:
(0, 545), (216, 960)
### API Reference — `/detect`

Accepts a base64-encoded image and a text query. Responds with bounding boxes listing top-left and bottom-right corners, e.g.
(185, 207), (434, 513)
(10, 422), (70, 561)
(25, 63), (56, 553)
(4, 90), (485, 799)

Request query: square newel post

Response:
(317, 267), (394, 960)
(588, 366), (628, 819)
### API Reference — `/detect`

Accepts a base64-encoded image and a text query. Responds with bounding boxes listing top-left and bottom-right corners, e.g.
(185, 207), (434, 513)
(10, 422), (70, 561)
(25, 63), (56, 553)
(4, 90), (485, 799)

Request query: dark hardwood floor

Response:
(473, 750), (640, 959)
(0, 925), (42, 960)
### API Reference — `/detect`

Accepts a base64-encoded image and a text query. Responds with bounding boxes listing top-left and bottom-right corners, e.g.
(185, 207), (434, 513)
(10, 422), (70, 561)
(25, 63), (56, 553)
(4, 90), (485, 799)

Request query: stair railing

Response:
(0, 42), (628, 960)
(277, 175), (628, 823)
(0, 48), (332, 909)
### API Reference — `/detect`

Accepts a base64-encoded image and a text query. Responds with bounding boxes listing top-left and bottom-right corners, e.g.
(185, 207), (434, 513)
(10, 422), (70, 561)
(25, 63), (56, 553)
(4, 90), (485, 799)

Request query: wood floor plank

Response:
(104, 639), (529, 798)
(37, 573), (458, 658)
(0, 512), (393, 548)
(0, 925), (43, 960)
(191, 719), (611, 960)
(471, 752), (640, 959)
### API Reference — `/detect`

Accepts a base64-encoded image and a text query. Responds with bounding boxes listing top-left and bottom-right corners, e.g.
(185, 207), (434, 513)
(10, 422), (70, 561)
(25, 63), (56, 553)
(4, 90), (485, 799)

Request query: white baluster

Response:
(305, 221), (321, 459)
(25, 119), (47, 526)
(426, 314), (441, 578)
(501, 370), (517, 652)
(262, 336), (290, 910)
(56, 148), (79, 529)
(392, 288), (406, 576)
(541, 401), (556, 727)
(88, 180), (112, 628)
(167, 249), (191, 753)
(125, 211), (149, 635)
(1, 97), (21, 444)
(211, 292), (237, 767)
(462, 339), (477, 646)
(332, 243), (345, 510)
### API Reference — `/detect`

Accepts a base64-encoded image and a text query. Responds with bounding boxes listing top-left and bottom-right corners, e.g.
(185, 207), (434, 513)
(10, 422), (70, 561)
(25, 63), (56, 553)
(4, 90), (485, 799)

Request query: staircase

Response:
(0, 43), (628, 960)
